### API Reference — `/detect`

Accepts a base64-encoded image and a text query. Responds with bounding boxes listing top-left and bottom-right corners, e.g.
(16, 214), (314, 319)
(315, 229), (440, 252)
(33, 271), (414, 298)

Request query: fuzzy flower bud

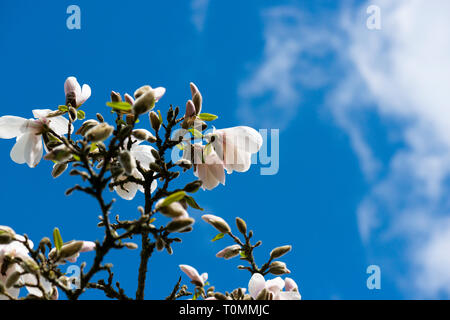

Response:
(149, 111), (161, 131)
(166, 218), (195, 233)
(119, 150), (136, 175)
(0, 226), (15, 244)
(43, 145), (72, 162)
(202, 214), (231, 234)
(155, 200), (188, 218)
(268, 261), (291, 275)
(52, 162), (68, 178)
(133, 90), (155, 115)
(270, 245), (292, 260)
(236, 217), (247, 235)
(111, 91), (122, 103)
(85, 123), (114, 142)
(76, 119), (99, 136)
(216, 244), (241, 260)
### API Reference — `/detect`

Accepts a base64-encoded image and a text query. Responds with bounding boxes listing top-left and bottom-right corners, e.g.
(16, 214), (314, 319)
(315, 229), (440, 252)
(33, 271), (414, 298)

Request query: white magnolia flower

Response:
(188, 144), (225, 190)
(123, 86), (166, 106)
(0, 109), (71, 167)
(0, 235), (34, 300)
(179, 264), (208, 287)
(248, 273), (301, 300)
(64, 76), (91, 107)
(208, 126), (263, 174)
(114, 139), (157, 200)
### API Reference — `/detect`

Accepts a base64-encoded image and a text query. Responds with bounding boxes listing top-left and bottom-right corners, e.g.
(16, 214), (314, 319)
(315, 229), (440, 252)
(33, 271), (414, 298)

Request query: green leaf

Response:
(192, 292), (199, 300)
(185, 195), (203, 210)
(159, 191), (186, 208)
(53, 228), (63, 251)
(58, 105), (68, 112)
(239, 251), (247, 259)
(198, 113), (218, 121)
(211, 233), (225, 242)
(77, 109), (86, 120)
(149, 218), (156, 223)
(106, 101), (132, 112)
(73, 154), (81, 161)
(188, 128), (203, 139)
(157, 110), (163, 124)
(90, 143), (98, 152)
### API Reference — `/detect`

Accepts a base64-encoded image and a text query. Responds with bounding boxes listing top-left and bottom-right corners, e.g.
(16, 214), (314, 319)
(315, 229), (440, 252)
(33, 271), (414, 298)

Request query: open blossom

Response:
(64, 76), (91, 107)
(179, 264), (208, 287)
(248, 273), (301, 300)
(114, 139), (157, 200)
(0, 109), (71, 167)
(208, 126), (263, 174)
(188, 144), (226, 190)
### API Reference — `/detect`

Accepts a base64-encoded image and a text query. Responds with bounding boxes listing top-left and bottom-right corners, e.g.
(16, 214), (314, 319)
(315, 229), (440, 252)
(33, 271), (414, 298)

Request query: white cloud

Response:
(243, 1), (450, 298)
(238, 7), (334, 129)
(191, 0), (209, 32)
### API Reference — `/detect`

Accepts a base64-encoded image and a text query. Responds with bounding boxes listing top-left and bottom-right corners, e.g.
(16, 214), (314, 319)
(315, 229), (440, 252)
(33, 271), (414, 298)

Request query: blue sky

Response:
(1, 0), (450, 299)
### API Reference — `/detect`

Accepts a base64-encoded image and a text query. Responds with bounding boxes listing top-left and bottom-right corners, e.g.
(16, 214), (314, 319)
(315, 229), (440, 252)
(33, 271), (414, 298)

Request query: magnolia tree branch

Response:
(0, 77), (300, 301)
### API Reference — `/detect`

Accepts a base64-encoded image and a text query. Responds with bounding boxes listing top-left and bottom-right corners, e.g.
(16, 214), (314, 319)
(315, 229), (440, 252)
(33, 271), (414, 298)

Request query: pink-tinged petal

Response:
(179, 264), (204, 286)
(150, 179), (157, 194)
(124, 93), (135, 105)
(77, 84), (91, 106)
(80, 241), (96, 253)
(153, 87), (166, 102)
(190, 82), (200, 97)
(185, 100), (196, 118)
(265, 277), (285, 294)
(284, 277), (298, 292)
(65, 254), (79, 263)
(0, 116), (28, 139)
(64, 77), (81, 97)
(216, 126), (263, 154)
(248, 273), (266, 299)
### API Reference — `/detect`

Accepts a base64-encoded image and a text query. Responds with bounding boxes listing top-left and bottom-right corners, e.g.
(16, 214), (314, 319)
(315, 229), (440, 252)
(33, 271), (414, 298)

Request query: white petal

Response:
(77, 84), (91, 106)
(218, 126), (263, 154)
(248, 273), (266, 299)
(276, 291), (302, 300)
(131, 145), (156, 169)
(150, 179), (157, 193)
(114, 170), (144, 200)
(266, 277), (285, 294)
(49, 115), (71, 135)
(153, 87), (166, 101)
(11, 132), (42, 167)
(64, 77), (81, 97)
(32, 109), (52, 119)
(10, 133), (32, 165)
(0, 116), (28, 139)
(223, 148), (252, 173)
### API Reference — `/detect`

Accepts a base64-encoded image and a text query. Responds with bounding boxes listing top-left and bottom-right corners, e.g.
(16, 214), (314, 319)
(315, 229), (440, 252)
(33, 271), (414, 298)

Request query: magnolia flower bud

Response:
(96, 113), (105, 123)
(185, 100), (196, 118)
(59, 241), (84, 259)
(268, 261), (291, 275)
(192, 92), (202, 115)
(133, 90), (155, 115)
(111, 91), (122, 102)
(119, 150), (136, 175)
(0, 226), (15, 244)
(183, 180), (202, 193)
(149, 111), (161, 131)
(155, 200), (188, 218)
(134, 85), (151, 99)
(236, 217), (247, 235)
(6, 271), (21, 289)
(166, 218), (195, 233)
(52, 162), (68, 178)
(132, 129), (156, 143)
(214, 292), (229, 300)
(156, 237), (165, 251)
(85, 123), (114, 142)
(124, 242), (138, 250)
(216, 244), (241, 260)
(270, 245), (292, 259)
(44, 145), (72, 162)
(202, 214), (231, 234)
(76, 119), (99, 136)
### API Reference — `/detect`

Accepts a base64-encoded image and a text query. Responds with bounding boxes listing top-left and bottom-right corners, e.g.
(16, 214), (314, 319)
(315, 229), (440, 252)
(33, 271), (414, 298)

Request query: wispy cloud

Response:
(191, 0), (209, 32)
(238, 7), (334, 129)
(244, 0), (450, 298)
